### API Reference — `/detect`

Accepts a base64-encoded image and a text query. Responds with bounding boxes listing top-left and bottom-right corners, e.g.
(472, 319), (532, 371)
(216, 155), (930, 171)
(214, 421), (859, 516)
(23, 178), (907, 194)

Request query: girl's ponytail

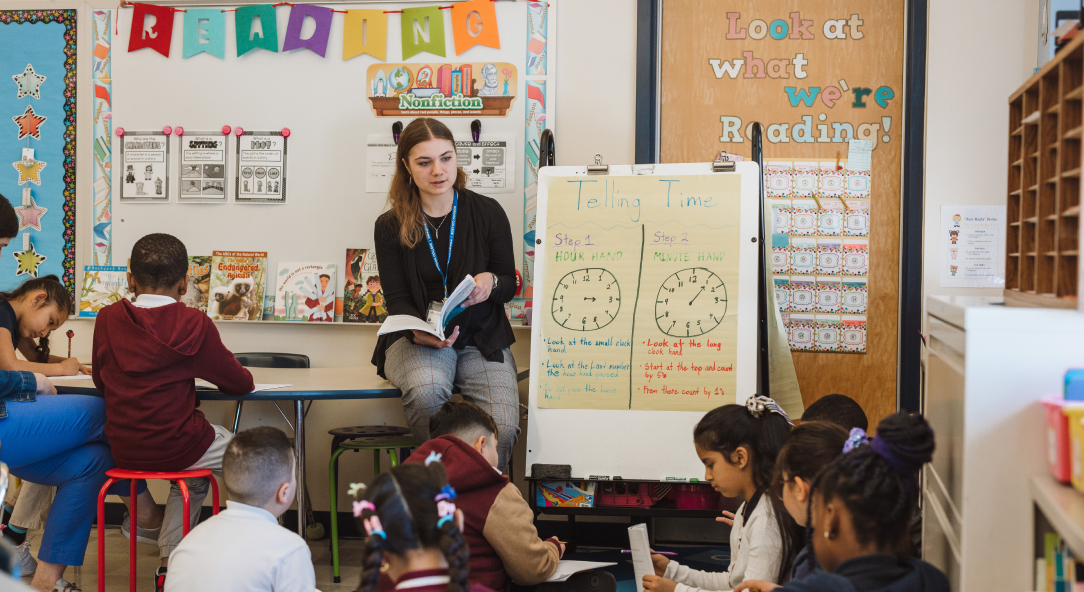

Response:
(437, 515), (470, 592)
(357, 531), (386, 592)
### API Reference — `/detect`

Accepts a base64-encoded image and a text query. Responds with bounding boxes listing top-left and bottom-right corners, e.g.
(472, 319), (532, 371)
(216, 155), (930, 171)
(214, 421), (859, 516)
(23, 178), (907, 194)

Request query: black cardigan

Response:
(371, 188), (517, 378)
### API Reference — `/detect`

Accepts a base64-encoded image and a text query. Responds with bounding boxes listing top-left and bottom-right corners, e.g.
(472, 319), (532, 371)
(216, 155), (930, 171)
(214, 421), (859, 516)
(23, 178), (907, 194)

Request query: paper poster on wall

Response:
(179, 132), (229, 201)
(234, 132), (287, 204)
(767, 160), (869, 354)
(455, 135), (515, 194)
(366, 62), (518, 117)
(939, 205), (1006, 288)
(119, 131), (169, 202)
(538, 174), (743, 412)
(365, 134), (397, 194)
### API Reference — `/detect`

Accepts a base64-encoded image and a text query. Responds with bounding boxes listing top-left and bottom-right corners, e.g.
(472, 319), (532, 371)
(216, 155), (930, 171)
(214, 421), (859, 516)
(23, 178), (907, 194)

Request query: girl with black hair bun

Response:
(643, 397), (798, 592)
(353, 458), (496, 592)
(734, 412), (949, 592)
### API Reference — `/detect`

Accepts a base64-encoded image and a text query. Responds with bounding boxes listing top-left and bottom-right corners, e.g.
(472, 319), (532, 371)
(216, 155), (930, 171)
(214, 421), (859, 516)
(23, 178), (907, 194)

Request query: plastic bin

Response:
(1064, 405), (1084, 492)
(1044, 396), (1076, 482)
(674, 484), (721, 510)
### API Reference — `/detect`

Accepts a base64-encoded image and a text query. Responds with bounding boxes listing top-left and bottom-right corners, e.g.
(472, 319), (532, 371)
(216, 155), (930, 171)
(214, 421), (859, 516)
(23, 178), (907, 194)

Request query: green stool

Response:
(329, 435), (420, 583)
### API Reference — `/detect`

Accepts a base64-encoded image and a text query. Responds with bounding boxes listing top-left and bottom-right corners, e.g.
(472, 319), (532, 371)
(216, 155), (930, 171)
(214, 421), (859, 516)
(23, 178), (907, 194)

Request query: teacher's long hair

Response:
(388, 118), (467, 248)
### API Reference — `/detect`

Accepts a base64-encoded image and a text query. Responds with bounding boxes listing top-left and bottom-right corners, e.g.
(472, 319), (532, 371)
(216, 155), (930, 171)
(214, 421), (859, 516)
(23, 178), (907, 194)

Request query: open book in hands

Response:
(377, 275), (477, 341)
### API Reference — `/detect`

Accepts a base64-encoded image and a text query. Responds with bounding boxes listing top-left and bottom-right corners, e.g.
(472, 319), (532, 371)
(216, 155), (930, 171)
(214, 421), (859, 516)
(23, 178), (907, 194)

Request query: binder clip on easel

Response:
(712, 151), (737, 173)
(587, 154), (609, 175)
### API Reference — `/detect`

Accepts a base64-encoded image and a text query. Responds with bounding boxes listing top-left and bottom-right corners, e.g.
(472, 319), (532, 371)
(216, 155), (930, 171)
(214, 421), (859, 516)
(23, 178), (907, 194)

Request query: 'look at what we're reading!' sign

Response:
(531, 165), (760, 412)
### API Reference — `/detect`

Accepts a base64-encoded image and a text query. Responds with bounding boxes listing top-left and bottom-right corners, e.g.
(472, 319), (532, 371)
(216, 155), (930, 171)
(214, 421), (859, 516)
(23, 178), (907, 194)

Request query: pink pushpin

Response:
(281, 128), (291, 138)
(175, 127), (184, 136)
(221, 125), (232, 135)
(234, 127), (244, 137)
(115, 127), (125, 137)
(162, 126), (173, 136)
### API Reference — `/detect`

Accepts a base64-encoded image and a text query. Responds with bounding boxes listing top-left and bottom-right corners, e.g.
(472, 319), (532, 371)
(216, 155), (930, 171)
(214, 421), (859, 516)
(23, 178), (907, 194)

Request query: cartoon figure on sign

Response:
(952, 214), (962, 228)
(303, 274), (335, 322)
(950, 248), (958, 260)
(417, 66), (433, 87)
(154, 177), (163, 196)
(243, 180), (250, 192)
(125, 164), (135, 184)
(136, 182), (146, 196)
(360, 275), (387, 323)
(949, 230), (959, 245)
(950, 265), (958, 276)
(478, 64), (499, 96)
(144, 165), (153, 181)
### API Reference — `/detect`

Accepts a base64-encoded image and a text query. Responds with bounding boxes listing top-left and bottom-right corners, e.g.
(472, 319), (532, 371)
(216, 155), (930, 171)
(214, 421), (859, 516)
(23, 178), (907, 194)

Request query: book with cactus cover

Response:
(180, 256), (212, 313)
(208, 251), (267, 321)
(274, 262), (337, 322)
(79, 266), (132, 317)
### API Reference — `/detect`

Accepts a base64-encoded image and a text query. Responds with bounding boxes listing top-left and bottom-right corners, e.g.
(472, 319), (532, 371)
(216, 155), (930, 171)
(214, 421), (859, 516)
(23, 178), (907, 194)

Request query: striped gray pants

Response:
(385, 338), (520, 472)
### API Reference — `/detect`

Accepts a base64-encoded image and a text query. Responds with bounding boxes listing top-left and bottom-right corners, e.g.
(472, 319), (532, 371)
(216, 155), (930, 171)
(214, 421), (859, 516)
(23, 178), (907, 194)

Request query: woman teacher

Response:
(372, 118), (520, 472)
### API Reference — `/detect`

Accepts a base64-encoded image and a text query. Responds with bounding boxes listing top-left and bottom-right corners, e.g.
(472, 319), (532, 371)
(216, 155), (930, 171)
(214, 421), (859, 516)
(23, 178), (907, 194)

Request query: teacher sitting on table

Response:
(372, 118), (519, 472)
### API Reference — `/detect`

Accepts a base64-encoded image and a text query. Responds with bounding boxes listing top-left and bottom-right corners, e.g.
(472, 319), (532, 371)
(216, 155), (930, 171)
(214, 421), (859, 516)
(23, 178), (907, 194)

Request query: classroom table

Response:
(53, 365), (530, 539)
(53, 367), (403, 539)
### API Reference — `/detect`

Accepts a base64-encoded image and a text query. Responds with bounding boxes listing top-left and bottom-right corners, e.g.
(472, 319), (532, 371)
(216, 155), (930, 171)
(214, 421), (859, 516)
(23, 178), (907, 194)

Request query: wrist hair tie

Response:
(843, 428), (870, 454)
(364, 516), (387, 539)
(353, 500), (376, 518)
(744, 395), (793, 425)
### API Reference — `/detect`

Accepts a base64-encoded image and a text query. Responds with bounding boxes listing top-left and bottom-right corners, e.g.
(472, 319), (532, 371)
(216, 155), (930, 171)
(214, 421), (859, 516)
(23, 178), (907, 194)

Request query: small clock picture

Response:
(655, 267), (728, 338)
(551, 268), (621, 331)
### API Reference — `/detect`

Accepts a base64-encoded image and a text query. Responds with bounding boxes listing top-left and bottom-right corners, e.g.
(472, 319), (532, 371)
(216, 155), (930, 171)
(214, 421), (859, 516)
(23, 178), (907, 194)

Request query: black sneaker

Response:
(154, 567), (167, 592)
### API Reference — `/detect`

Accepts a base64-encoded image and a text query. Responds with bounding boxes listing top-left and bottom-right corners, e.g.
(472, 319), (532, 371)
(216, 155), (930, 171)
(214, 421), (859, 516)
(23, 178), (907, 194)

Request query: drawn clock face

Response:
(655, 267), (728, 338)
(551, 268), (621, 331)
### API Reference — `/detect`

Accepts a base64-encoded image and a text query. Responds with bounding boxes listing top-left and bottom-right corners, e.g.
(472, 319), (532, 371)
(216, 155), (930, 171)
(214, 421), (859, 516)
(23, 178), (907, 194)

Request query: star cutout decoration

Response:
(12, 105), (46, 140)
(15, 195), (47, 232)
(13, 242), (46, 277)
(12, 158), (46, 185)
(12, 64), (46, 100)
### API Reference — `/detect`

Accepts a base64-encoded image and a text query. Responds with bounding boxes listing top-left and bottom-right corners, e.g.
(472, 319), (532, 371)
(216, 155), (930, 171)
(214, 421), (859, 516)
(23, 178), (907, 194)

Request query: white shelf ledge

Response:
(1031, 474), (1084, 556)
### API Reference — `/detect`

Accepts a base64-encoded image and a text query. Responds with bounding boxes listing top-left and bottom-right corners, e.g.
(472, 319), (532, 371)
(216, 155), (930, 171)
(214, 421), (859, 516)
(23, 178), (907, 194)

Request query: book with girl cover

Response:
(208, 251), (267, 321)
(274, 262), (337, 322)
(79, 266), (132, 317)
(180, 255), (212, 313)
(343, 248), (388, 324)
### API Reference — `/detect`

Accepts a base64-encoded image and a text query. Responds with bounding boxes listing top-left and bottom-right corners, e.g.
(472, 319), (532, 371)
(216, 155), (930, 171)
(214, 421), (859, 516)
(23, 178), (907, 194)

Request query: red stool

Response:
(96, 468), (220, 592)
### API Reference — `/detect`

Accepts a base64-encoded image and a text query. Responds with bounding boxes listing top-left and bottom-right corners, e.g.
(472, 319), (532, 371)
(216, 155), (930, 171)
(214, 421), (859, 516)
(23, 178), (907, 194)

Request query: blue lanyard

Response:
(422, 190), (457, 299)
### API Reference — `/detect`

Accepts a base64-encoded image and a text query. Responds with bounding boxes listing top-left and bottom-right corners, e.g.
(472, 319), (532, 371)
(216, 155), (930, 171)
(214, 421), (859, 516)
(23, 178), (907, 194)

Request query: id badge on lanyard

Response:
(427, 300), (444, 326)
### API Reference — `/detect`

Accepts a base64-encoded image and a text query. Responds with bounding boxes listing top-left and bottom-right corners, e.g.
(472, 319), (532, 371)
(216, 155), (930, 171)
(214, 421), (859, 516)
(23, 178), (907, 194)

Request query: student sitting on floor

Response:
(93, 233), (254, 591)
(735, 413), (949, 592)
(404, 402), (563, 591)
(354, 461), (496, 592)
(800, 394), (868, 432)
(164, 427), (315, 592)
(644, 397), (798, 592)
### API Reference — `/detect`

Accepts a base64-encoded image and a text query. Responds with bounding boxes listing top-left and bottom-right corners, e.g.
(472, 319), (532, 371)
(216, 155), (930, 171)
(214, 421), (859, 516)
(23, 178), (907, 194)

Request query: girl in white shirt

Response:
(643, 396), (798, 592)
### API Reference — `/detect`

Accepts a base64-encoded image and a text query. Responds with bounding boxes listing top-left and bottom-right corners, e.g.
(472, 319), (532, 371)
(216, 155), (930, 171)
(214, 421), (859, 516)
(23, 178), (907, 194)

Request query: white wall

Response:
(922, 0), (1034, 309)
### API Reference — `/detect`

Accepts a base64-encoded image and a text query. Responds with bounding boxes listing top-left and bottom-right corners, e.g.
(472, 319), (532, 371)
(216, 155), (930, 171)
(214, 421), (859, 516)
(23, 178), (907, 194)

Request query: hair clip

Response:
(843, 427), (869, 454)
(425, 451), (443, 466)
(435, 484), (458, 501)
(437, 499), (457, 518)
(353, 500), (376, 517)
(348, 483), (368, 497)
(745, 396), (793, 425)
(364, 516), (387, 539)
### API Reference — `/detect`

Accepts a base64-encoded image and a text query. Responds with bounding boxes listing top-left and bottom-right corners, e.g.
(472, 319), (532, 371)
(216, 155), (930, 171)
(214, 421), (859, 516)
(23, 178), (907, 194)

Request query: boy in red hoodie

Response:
(405, 402), (563, 591)
(93, 233), (254, 590)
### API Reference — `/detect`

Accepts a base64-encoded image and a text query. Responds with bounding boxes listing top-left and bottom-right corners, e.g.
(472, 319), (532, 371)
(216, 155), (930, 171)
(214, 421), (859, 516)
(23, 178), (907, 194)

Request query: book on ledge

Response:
(377, 275), (476, 341)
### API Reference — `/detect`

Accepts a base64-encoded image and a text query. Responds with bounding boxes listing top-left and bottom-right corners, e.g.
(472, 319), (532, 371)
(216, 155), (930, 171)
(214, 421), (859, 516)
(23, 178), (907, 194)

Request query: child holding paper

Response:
(643, 397), (798, 592)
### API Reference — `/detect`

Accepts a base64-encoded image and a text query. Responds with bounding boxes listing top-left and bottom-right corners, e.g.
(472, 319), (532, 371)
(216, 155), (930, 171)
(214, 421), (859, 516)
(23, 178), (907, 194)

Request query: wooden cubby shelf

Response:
(1006, 41), (1084, 307)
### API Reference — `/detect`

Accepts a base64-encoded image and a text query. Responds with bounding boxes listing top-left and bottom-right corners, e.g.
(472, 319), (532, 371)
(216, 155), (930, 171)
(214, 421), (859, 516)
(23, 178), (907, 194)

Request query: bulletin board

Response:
(0, 9), (78, 299)
(526, 162), (761, 480)
(95, 1), (553, 308)
(652, 0), (905, 424)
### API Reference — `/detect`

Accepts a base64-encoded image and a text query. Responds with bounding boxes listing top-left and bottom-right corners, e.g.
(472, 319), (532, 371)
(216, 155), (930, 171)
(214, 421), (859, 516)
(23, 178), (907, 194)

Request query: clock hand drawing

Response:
(655, 267), (728, 338)
(551, 268), (621, 331)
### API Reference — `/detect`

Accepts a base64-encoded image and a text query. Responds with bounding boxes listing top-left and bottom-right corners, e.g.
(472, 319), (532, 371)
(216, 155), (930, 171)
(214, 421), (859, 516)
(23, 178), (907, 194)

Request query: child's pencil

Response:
(66, 329), (74, 358)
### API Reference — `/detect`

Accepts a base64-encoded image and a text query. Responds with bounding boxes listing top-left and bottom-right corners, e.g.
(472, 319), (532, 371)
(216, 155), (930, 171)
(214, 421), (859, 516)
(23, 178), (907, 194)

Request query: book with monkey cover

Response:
(208, 251), (267, 321)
